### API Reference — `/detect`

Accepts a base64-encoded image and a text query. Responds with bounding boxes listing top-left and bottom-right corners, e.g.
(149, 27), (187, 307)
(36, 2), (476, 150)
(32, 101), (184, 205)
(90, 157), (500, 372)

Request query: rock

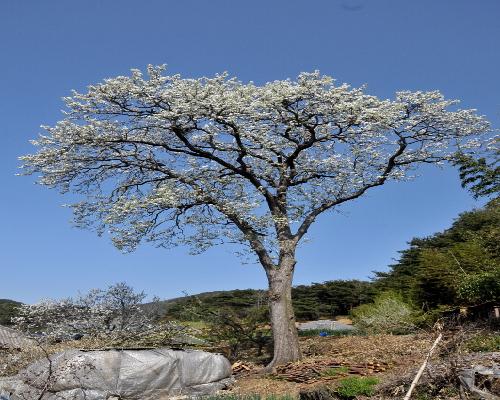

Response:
(0, 348), (234, 400)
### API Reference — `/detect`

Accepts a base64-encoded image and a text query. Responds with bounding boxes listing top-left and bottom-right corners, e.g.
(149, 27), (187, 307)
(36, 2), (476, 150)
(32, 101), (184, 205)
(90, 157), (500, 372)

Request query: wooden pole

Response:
(403, 333), (443, 400)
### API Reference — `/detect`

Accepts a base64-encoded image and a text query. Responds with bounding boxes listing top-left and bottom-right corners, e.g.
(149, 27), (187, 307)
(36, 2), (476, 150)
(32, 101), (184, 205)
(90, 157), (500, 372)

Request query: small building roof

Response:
(0, 325), (32, 349)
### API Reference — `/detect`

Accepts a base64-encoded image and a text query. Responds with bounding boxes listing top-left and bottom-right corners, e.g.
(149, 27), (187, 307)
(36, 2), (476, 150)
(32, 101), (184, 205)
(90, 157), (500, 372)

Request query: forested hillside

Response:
(159, 281), (375, 322)
(374, 198), (499, 310)
(0, 299), (22, 325)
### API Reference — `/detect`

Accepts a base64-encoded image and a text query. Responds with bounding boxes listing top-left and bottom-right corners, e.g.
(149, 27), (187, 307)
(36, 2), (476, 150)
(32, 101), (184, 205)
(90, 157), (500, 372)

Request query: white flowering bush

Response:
(12, 283), (178, 346)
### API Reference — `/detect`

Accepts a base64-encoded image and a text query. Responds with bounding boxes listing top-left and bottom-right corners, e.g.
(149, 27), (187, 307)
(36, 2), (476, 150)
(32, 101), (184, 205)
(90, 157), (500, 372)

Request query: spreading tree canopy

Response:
(21, 66), (489, 367)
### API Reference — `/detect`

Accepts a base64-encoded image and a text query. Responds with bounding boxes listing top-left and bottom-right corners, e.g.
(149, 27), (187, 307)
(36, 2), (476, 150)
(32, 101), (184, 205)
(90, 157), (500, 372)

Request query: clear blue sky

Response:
(1, 0), (498, 304)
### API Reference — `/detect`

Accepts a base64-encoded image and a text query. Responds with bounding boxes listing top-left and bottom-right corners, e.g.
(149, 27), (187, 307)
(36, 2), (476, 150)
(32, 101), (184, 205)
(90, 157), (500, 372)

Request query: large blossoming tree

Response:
(21, 66), (489, 367)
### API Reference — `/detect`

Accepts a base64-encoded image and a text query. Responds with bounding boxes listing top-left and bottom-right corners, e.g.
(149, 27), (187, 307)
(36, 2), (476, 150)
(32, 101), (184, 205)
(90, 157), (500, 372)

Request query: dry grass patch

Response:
(230, 334), (436, 398)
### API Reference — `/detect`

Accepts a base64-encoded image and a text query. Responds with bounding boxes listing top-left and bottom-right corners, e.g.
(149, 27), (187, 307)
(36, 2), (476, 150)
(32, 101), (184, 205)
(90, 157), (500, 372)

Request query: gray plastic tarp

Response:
(0, 348), (233, 400)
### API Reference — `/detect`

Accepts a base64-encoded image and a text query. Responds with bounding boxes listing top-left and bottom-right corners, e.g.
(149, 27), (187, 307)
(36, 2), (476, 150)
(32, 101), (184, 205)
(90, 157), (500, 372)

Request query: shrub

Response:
(464, 333), (500, 352)
(0, 299), (22, 325)
(335, 376), (379, 398)
(457, 268), (500, 305)
(351, 292), (418, 334)
(182, 295), (271, 360)
(11, 282), (184, 347)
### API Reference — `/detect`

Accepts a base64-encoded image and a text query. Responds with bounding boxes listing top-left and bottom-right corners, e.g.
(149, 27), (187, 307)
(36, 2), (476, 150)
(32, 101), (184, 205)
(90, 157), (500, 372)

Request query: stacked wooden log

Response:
(273, 359), (389, 383)
(232, 361), (254, 376)
(231, 358), (389, 383)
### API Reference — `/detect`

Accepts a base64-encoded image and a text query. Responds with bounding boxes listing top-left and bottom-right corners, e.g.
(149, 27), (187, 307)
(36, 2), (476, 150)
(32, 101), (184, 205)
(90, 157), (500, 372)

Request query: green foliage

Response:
(293, 280), (375, 321)
(181, 294), (271, 360)
(413, 304), (454, 328)
(374, 199), (500, 311)
(352, 293), (418, 334)
(454, 149), (499, 199)
(162, 289), (267, 321)
(161, 280), (375, 323)
(457, 268), (500, 304)
(464, 333), (500, 352)
(335, 376), (379, 399)
(0, 299), (22, 325)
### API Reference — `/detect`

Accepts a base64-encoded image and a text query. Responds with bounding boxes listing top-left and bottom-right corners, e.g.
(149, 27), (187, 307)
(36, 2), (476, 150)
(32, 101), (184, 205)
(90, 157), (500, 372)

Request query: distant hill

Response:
(0, 299), (22, 325)
(157, 280), (374, 322)
(157, 288), (266, 319)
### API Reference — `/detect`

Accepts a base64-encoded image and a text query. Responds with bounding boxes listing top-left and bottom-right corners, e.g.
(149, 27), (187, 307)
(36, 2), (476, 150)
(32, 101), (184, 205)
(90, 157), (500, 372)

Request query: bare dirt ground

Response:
(229, 334), (436, 398)
(229, 331), (500, 399)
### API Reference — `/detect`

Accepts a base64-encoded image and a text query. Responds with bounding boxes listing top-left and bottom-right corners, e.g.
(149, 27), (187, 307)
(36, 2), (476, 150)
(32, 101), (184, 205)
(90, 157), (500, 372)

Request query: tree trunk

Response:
(266, 256), (302, 369)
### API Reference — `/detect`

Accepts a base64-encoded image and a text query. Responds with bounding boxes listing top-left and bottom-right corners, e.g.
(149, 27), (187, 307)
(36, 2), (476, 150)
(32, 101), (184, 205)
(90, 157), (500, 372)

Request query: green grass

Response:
(335, 376), (379, 399)
(464, 332), (500, 352)
(298, 329), (355, 337)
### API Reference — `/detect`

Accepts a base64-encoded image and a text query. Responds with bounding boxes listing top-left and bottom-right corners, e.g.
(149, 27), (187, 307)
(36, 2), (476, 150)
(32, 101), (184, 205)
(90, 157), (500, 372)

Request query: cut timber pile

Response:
(232, 361), (256, 376)
(231, 358), (389, 383)
(273, 359), (389, 383)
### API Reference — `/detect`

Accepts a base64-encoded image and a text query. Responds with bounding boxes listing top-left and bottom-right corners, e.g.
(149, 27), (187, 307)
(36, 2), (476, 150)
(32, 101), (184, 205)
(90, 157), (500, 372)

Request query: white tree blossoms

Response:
(13, 283), (156, 342)
(21, 66), (489, 367)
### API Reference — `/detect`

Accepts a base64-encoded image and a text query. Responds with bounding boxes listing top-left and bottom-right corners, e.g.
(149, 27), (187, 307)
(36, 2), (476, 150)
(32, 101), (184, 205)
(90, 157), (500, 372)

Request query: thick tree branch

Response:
(294, 137), (409, 242)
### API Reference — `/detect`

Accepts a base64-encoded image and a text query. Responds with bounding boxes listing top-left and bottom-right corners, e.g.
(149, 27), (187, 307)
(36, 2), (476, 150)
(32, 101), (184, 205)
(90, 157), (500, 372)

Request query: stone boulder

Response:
(0, 348), (233, 400)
